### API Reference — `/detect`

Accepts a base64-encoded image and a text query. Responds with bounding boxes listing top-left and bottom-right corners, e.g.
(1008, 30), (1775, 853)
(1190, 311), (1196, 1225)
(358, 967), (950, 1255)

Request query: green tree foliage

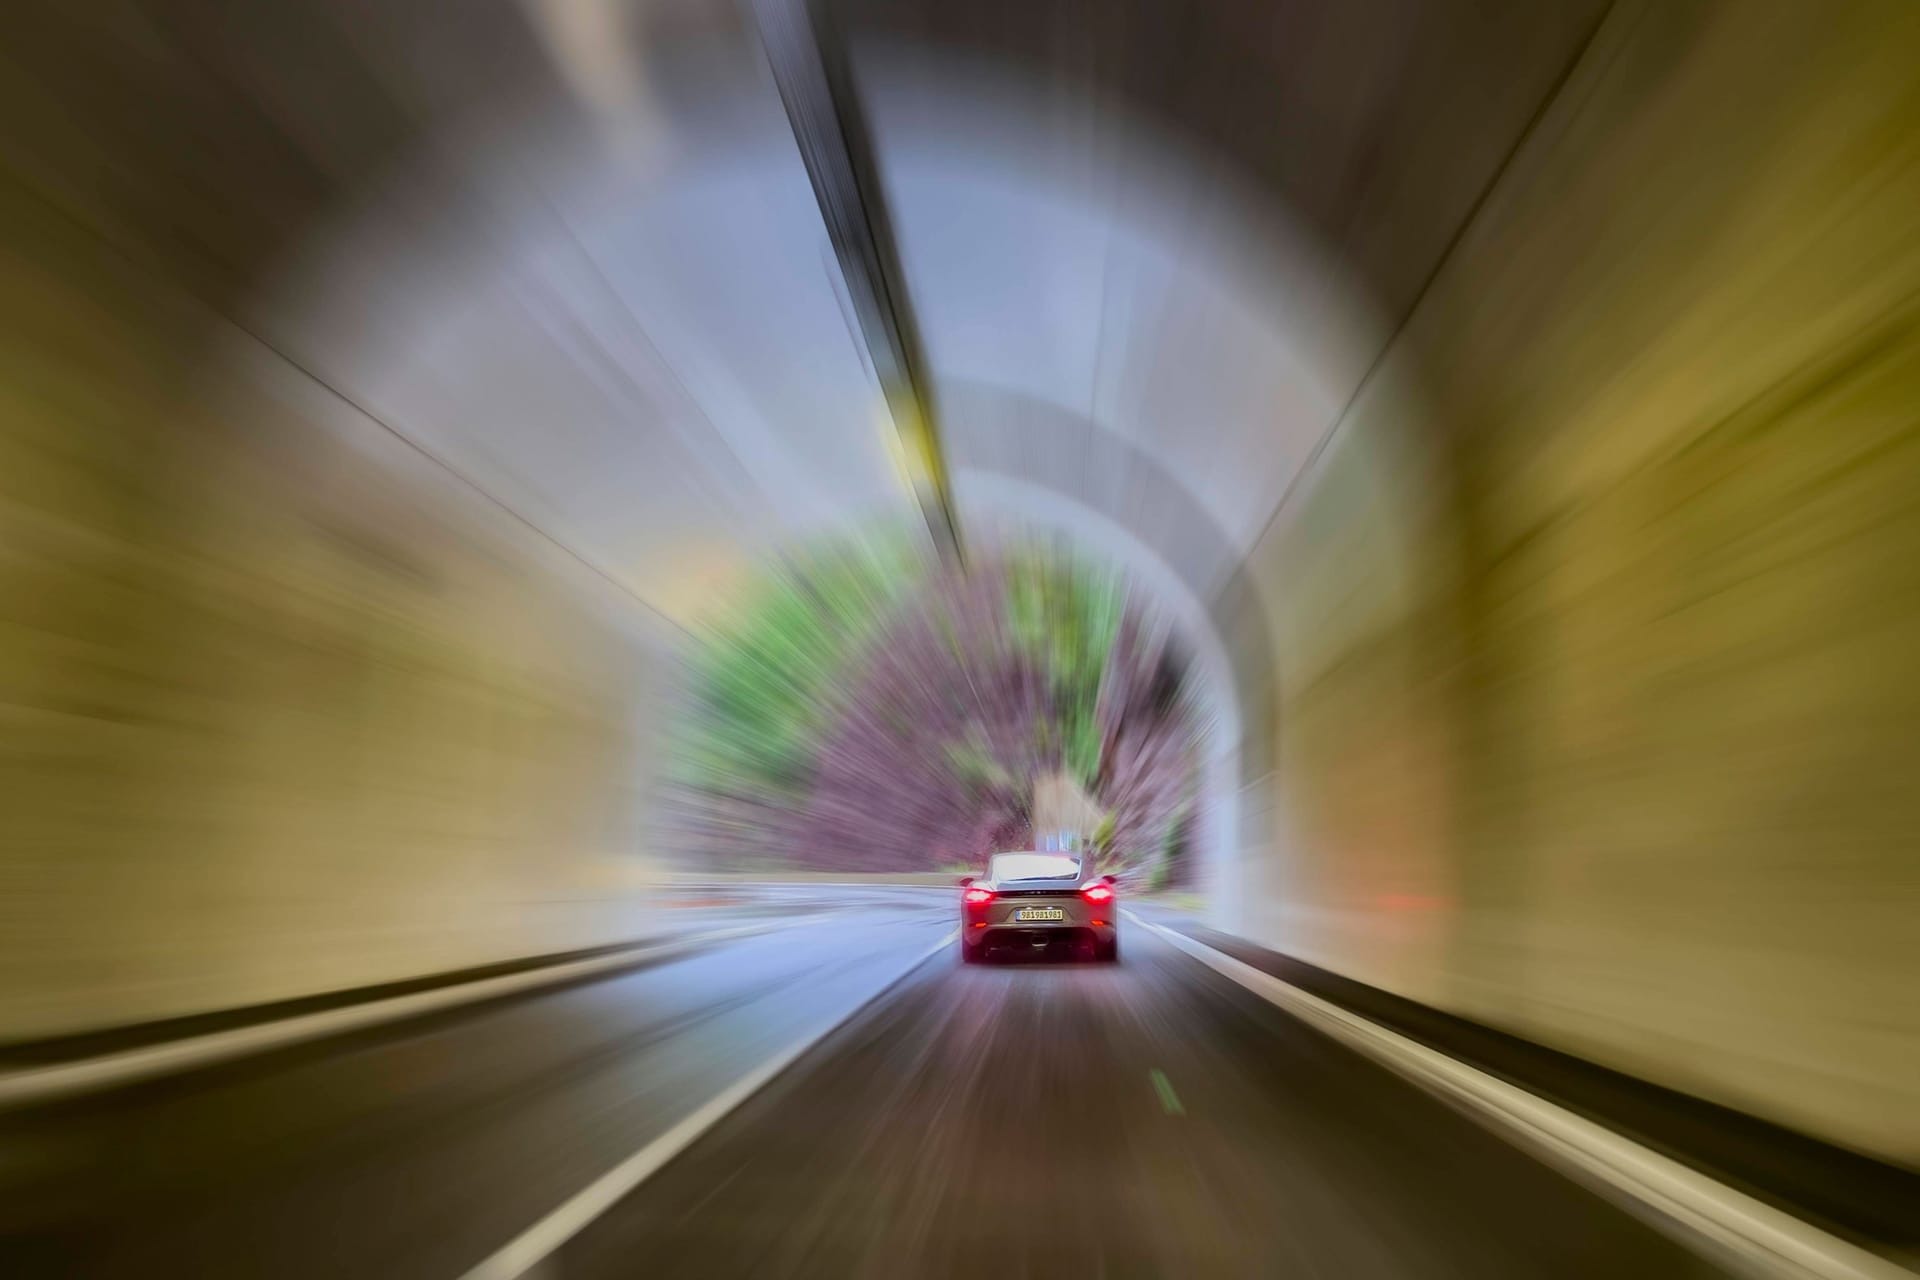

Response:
(1004, 550), (1125, 790)
(669, 531), (1198, 872)
(672, 531), (923, 802)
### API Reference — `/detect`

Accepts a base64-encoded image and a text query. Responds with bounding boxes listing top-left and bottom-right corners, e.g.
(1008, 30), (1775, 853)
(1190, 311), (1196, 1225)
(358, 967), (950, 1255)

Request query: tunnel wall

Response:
(1233, 0), (1920, 1165)
(0, 166), (665, 1041)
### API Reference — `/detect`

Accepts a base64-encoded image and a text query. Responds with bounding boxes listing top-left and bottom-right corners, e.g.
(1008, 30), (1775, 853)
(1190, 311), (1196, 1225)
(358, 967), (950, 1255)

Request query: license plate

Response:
(1015, 907), (1066, 922)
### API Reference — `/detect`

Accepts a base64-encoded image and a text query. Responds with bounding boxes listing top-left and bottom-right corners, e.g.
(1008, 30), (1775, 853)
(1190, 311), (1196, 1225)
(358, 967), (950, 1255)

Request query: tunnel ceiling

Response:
(16, 0), (1600, 629)
(839, 0), (1609, 611)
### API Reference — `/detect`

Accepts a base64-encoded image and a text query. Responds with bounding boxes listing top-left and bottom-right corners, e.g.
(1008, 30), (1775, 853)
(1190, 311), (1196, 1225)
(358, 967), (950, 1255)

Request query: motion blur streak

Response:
(0, 0), (1917, 1277)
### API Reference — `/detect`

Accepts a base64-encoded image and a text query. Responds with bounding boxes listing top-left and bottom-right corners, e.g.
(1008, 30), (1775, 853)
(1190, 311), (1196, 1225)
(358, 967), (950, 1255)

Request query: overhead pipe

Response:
(749, 0), (964, 565)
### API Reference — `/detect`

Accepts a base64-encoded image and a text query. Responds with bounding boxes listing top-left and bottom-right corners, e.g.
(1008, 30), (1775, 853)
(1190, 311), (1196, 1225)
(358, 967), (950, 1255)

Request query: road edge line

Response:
(1126, 912), (1911, 1280)
(460, 927), (961, 1280)
(0, 924), (772, 1111)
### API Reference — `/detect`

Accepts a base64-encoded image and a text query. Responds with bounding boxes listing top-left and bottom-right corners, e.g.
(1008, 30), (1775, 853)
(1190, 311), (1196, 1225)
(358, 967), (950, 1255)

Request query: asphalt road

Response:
(0, 890), (1723, 1278)
(0, 888), (953, 1278)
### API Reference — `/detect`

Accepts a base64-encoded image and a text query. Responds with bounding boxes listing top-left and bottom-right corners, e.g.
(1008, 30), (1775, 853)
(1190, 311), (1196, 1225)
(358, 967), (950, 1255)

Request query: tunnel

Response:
(1, 0), (1917, 1276)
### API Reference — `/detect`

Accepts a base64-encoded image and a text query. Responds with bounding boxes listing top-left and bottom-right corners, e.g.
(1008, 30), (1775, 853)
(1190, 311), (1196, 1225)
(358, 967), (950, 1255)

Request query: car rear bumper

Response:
(962, 920), (1116, 955)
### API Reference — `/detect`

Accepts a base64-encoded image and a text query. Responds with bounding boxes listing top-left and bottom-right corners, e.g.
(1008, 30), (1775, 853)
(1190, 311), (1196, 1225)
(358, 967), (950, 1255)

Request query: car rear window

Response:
(989, 853), (1081, 882)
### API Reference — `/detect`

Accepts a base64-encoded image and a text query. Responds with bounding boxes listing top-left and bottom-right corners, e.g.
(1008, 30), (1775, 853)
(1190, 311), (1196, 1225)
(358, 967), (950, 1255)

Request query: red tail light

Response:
(963, 887), (995, 905)
(1081, 883), (1114, 904)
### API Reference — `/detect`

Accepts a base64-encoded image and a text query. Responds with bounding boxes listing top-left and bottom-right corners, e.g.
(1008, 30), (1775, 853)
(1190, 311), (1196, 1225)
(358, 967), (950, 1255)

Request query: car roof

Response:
(987, 851), (1083, 882)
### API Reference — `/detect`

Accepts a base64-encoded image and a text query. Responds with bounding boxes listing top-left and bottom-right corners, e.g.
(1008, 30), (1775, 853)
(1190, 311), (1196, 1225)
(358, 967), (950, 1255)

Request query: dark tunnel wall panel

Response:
(1236, 0), (1920, 1164)
(0, 158), (665, 1040)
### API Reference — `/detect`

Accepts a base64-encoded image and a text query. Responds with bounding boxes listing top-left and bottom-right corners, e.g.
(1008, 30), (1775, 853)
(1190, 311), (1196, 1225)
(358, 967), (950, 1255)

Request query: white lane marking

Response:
(1126, 912), (1912, 1280)
(461, 927), (960, 1280)
(0, 924), (778, 1111)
